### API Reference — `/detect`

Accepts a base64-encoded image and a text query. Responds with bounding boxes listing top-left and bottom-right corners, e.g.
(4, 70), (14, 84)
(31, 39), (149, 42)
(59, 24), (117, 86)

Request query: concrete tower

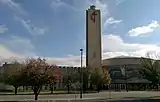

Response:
(86, 5), (102, 69)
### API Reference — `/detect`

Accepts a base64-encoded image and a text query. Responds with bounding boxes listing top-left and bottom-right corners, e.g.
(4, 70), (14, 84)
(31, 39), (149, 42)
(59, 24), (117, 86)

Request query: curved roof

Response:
(102, 56), (144, 66)
(102, 56), (156, 66)
(106, 56), (143, 59)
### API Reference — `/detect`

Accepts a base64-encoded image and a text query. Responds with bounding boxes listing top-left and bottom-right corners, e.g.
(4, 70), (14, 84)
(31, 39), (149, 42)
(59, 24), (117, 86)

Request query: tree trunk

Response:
(144, 84), (146, 90)
(51, 88), (53, 94)
(89, 83), (93, 90)
(34, 90), (39, 100)
(156, 84), (159, 90)
(33, 86), (41, 100)
(14, 86), (18, 95)
(50, 84), (54, 94)
(126, 83), (128, 92)
(83, 83), (86, 93)
(97, 84), (101, 93)
(26, 86), (28, 90)
(23, 86), (24, 92)
(67, 84), (70, 94)
(35, 93), (38, 100)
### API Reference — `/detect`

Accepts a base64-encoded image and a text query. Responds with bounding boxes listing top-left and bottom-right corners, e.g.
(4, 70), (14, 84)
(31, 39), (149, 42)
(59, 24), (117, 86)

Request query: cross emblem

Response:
(90, 11), (97, 23)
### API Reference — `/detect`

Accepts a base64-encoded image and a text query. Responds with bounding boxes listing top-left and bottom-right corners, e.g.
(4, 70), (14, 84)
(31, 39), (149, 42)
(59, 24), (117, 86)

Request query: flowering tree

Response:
(21, 58), (60, 100)
(47, 65), (62, 94)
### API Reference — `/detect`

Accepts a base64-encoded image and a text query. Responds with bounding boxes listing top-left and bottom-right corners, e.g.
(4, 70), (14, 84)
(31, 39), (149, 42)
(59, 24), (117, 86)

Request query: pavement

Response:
(1, 91), (160, 101)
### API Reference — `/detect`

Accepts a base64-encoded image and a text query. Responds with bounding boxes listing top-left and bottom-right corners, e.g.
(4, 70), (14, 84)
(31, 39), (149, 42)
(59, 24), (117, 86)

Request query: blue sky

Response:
(0, 0), (160, 66)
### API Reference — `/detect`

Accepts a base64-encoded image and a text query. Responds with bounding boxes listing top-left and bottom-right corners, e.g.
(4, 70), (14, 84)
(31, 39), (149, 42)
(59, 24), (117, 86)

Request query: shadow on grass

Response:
(106, 99), (160, 102)
(106, 96), (160, 102)
(107, 99), (160, 102)
(0, 91), (98, 95)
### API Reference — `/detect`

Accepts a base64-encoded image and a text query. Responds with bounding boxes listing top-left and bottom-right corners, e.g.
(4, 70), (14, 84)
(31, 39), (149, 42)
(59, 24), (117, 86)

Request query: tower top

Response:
(90, 5), (96, 10)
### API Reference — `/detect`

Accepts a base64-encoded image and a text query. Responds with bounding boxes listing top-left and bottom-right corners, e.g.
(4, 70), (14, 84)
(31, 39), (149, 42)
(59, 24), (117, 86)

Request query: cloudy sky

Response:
(0, 0), (160, 66)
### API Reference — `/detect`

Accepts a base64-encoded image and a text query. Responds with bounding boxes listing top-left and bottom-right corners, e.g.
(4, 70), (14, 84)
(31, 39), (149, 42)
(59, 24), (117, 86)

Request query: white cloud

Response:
(51, 0), (109, 17)
(104, 17), (122, 27)
(86, 1), (120, 29)
(45, 55), (86, 67)
(102, 34), (160, 56)
(0, 44), (24, 59)
(51, 0), (81, 11)
(116, 0), (126, 5)
(15, 17), (48, 36)
(0, 0), (26, 15)
(102, 34), (159, 52)
(0, 36), (36, 63)
(128, 21), (160, 36)
(1, 34), (160, 66)
(51, 0), (110, 30)
(3, 36), (35, 56)
(50, 0), (121, 29)
(1, 0), (48, 36)
(43, 34), (160, 67)
(0, 25), (8, 34)
(0, 44), (28, 64)
(92, 0), (109, 18)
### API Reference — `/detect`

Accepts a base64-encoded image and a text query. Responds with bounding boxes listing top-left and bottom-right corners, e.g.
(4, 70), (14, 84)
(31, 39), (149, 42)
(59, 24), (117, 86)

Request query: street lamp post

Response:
(80, 48), (83, 98)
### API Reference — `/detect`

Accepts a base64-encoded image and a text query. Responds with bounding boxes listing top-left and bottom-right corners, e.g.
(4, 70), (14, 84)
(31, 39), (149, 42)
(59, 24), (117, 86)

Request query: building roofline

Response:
(103, 56), (155, 60)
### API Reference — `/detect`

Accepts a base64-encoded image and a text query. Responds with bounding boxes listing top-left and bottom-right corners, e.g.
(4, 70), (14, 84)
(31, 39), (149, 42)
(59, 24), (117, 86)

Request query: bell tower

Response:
(86, 5), (102, 69)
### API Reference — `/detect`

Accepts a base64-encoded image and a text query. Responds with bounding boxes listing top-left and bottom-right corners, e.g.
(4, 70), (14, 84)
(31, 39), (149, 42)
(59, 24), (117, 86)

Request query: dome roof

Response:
(102, 56), (143, 66)
(107, 56), (142, 59)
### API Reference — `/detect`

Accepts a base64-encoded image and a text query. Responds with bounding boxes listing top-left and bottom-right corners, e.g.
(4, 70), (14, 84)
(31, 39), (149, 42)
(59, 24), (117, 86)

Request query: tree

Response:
(21, 58), (58, 100)
(63, 72), (78, 93)
(101, 68), (111, 86)
(47, 65), (61, 94)
(3, 61), (23, 95)
(63, 73), (71, 93)
(82, 69), (90, 92)
(90, 68), (102, 92)
(77, 68), (91, 92)
(90, 68), (111, 92)
(140, 55), (160, 90)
